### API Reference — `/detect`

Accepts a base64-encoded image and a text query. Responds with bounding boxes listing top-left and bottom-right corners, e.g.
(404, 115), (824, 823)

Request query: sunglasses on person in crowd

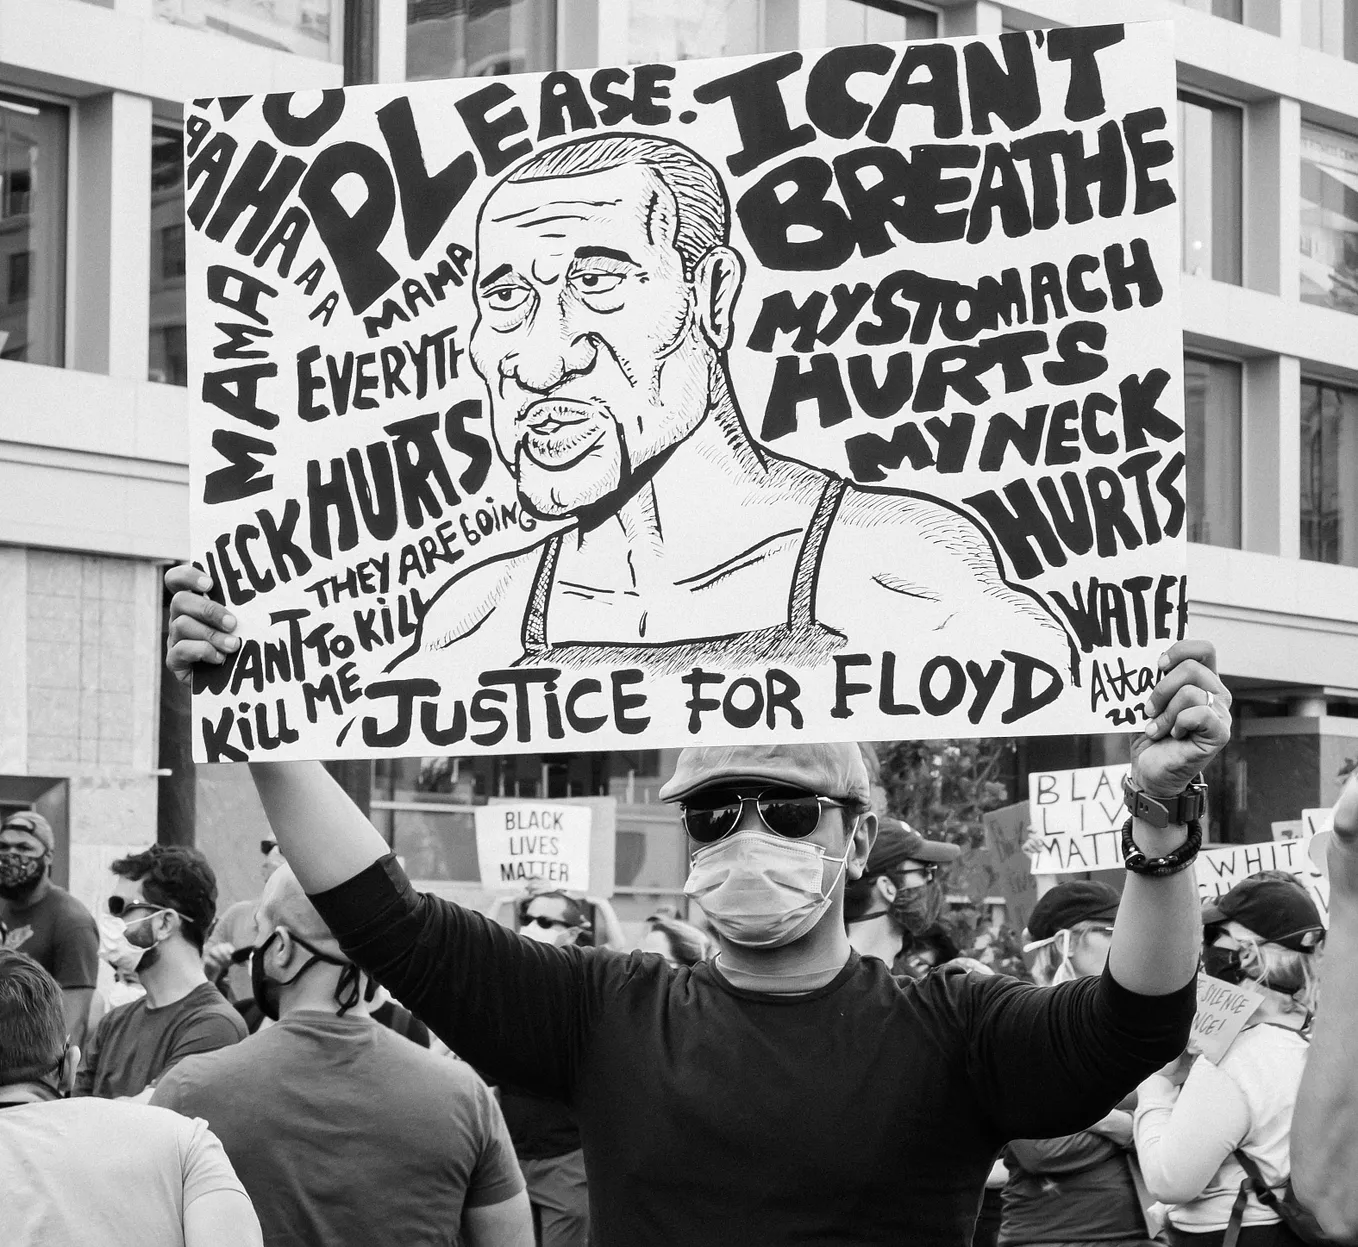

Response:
(522, 915), (573, 931)
(106, 896), (174, 919)
(260, 839), (278, 857)
(680, 790), (850, 844)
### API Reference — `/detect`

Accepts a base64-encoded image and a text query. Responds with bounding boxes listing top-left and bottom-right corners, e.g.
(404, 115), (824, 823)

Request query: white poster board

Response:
(1028, 763), (1130, 837)
(183, 22), (1186, 761)
(475, 801), (593, 892)
(1194, 837), (1329, 923)
(1190, 974), (1263, 1064)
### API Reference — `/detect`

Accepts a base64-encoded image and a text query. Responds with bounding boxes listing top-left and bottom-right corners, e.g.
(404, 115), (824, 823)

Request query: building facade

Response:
(2, 0), (1356, 933)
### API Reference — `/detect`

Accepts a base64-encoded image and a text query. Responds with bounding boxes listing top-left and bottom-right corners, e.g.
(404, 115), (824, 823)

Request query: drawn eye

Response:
(574, 271), (624, 294)
(484, 284), (531, 312)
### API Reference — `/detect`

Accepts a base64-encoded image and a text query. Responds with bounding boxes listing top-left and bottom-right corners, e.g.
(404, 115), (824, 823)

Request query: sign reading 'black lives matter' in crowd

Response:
(186, 22), (1186, 763)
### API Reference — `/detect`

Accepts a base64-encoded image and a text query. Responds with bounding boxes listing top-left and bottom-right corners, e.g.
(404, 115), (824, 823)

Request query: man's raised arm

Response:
(165, 565), (388, 891)
(1107, 640), (1231, 997)
(1291, 771), (1358, 1244)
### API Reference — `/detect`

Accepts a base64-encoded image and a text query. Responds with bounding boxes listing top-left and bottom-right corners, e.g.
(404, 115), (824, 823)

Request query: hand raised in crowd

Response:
(1132, 640), (1232, 799)
(1332, 768), (1358, 853)
(164, 564), (240, 686)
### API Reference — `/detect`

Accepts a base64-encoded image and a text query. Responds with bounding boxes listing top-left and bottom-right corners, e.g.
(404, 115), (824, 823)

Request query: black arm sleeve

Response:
(309, 854), (625, 1099)
(949, 964), (1194, 1141)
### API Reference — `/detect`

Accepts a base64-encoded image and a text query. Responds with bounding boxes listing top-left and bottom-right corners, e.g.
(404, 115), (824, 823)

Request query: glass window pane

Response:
(1300, 381), (1358, 567)
(826, 1), (938, 43)
(1300, 124), (1358, 315)
(0, 93), (67, 367)
(154, 0), (342, 62)
(407, 0), (555, 82)
(629, 0), (761, 61)
(1177, 92), (1242, 284)
(1301, 0), (1358, 60)
(1174, 0), (1242, 18)
(1182, 355), (1242, 548)
(149, 126), (187, 387)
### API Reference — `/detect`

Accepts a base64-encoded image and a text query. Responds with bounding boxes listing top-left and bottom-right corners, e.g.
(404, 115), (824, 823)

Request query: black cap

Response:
(1027, 881), (1121, 942)
(865, 817), (961, 875)
(1201, 878), (1324, 952)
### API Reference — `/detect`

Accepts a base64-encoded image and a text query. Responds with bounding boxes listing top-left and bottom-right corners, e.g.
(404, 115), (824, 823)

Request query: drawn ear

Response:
(693, 246), (744, 352)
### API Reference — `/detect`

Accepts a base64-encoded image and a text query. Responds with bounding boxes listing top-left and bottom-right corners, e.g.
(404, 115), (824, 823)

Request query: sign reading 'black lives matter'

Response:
(186, 22), (1186, 763)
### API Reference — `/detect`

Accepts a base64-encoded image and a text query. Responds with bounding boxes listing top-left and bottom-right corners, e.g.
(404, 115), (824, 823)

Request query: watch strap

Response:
(1122, 773), (1207, 830)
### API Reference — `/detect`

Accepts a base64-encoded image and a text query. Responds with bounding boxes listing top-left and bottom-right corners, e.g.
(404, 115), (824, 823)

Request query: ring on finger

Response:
(1204, 690), (1216, 711)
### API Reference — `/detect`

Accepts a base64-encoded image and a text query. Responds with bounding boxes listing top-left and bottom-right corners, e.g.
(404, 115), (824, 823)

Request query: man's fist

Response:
(1131, 640), (1232, 801)
(164, 564), (240, 686)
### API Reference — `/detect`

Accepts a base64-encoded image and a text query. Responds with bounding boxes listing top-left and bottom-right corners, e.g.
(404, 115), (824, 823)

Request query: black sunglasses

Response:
(107, 896), (164, 919)
(523, 915), (572, 931)
(680, 789), (849, 844)
(260, 839), (278, 857)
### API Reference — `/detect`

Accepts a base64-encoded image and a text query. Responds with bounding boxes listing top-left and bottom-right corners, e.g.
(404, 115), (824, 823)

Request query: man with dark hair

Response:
(0, 949), (262, 1247)
(77, 845), (246, 1099)
(0, 810), (98, 1046)
(152, 866), (531, 1247)
(844, 817), (962, 976)
(406, 131), (1072, 684)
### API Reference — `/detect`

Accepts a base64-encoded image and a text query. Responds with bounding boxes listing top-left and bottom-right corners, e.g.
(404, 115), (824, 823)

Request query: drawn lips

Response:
(519, 401), (607, 470)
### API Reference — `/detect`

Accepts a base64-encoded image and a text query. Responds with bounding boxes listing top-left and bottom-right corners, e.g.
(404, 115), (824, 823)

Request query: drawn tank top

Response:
(518, 476), (850, 676)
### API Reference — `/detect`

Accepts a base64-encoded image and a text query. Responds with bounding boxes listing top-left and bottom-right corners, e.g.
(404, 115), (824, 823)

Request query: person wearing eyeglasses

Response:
(203, 837), (285, 1004)
(843, 817), (961, 977)
(998, 882), (1157, 1247)
(0, 810), (99, 1049)
(162, 566), (1230, 1247)
(76, 846), (246, 1100)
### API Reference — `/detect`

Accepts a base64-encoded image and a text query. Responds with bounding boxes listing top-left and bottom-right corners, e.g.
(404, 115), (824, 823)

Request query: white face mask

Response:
(98, 913), (159, 975)
(684, 830), (851, 949)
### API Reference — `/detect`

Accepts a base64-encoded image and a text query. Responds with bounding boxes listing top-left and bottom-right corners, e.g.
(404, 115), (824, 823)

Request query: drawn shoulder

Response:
(833, 484), (1073, 661)
(414, 545), (543, 653)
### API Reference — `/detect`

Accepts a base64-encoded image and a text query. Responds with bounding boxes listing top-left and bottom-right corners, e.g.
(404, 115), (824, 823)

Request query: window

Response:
(1173, 0), (1243, 18)
(629, 0), (761, 62)
(1300, 124), (1358, 316)
(1182, 355), (1242, 548)
(407, 0), (555, 82)
(1177, 91), (1242, 284)
(1300, 381), (1358, 567)
(0, 92), (67, 366)
(154, 0), (343, 62)
(149, 126), (186, 386)
(1301, 0), (1358, 62)
(826, 0), (939, 42)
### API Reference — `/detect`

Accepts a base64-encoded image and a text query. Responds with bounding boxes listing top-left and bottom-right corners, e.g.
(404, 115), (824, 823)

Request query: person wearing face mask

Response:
(76, 846), (246, 1099)
(0, 811), (98, 1049)
(1133, 878), (1326, 1247)
(843, 817), (961, 976)
(202, 836), (286, 1003)
(151, 865), (532, 1247)
(1000, 882), (1157, 1247)
(0, 949), (262, 1247)
(162, 595), (1232, 1246)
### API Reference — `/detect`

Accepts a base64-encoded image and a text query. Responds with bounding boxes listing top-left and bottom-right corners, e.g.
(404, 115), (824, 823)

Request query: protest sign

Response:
(1194, 838), (1329, 923)
(1302, 808), (1333, 837)
(184, 23), (1186, 762)
(1190, 974), (1263, 1064)
(1272, 819), (1304, 842)
(983, 801), (1037, 931)
(474, 801), (592, 892)
(1028, 763), (1130, 837)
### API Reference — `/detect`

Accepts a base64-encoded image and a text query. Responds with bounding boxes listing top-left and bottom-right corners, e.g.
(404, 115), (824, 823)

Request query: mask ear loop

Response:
(1057, 928), (1074, 978)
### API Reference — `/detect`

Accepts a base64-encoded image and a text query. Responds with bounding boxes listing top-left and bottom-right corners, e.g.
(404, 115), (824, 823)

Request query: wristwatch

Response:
(1121, 773), (1207, 829)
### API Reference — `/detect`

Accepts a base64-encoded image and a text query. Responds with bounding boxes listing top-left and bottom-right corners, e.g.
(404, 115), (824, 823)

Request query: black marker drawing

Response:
(407, 134), (1074, 678)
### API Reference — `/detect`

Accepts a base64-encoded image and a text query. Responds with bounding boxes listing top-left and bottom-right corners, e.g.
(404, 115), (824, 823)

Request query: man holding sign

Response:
(165, 561), (1230, 1245)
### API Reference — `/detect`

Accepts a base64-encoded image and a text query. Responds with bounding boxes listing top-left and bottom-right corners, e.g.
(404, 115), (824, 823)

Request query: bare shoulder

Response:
(826, 484), (1074, 661)
(415, 544), (545, 652)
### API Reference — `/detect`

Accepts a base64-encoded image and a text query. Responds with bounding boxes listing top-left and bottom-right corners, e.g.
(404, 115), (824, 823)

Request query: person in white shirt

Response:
(0, 948), (261, 1247)
(1133, 878), (1324, 1247)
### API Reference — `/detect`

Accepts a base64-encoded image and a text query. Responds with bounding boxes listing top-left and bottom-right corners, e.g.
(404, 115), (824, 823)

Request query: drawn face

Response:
(470, 164), (718, 520)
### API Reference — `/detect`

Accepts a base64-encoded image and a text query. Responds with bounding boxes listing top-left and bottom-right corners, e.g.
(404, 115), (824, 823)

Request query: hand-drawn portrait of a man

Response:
(409, 132), (1074, 679)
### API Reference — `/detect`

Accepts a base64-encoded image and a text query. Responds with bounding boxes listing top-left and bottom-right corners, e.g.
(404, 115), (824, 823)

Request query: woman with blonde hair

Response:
(1134, 877), (1324, 1247)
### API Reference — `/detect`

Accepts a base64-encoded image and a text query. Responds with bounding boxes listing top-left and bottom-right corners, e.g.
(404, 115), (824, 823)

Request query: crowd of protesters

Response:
(2, 574), (1358, 1247)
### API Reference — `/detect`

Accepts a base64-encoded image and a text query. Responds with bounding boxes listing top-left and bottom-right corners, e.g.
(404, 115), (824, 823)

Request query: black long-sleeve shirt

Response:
(312, 856), (1194, 1247)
